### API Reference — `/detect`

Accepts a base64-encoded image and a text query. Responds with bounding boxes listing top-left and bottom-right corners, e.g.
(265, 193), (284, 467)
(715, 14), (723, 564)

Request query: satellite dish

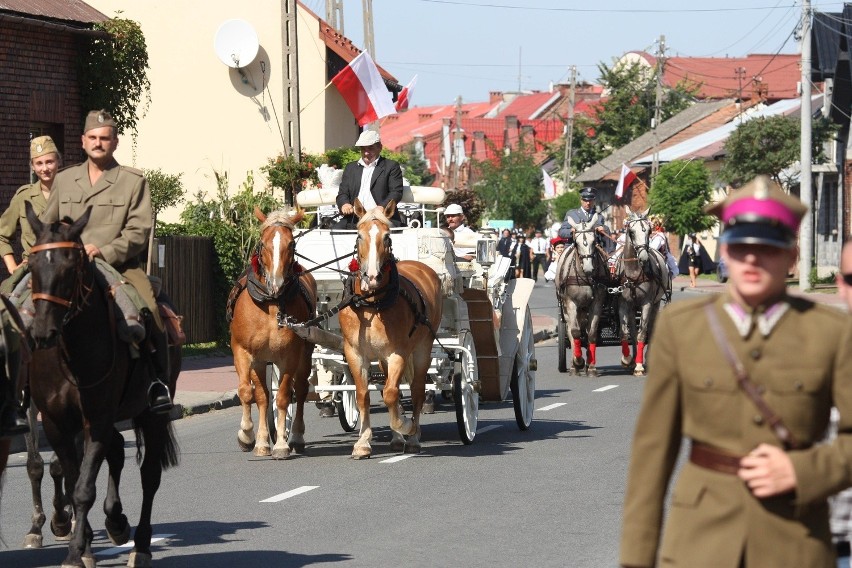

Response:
(214, 19), (259, 69)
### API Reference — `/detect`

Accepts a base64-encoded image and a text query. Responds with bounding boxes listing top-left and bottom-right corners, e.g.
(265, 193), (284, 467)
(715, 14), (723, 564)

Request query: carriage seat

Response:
(296, 185), (447, 208)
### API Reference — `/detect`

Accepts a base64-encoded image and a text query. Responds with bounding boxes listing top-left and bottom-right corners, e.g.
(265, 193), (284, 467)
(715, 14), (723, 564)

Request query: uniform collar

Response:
(721, 294), (790, 338)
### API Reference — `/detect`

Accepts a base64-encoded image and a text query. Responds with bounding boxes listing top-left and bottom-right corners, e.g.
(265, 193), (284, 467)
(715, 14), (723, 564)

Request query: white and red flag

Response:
(615, 163), (638, 199)
(331, 51), (396, 126)
(395, 75), (418, 111)
(542, 168), (556, 198)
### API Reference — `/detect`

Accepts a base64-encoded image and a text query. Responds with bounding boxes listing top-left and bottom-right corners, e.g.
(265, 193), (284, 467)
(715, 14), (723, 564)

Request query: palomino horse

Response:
(25, 203), (180, 568)
(555, 215), (609, 376)
(230, 207), (316, 459)
(338, 199), (442, 458)
(615, 208), (670, 376)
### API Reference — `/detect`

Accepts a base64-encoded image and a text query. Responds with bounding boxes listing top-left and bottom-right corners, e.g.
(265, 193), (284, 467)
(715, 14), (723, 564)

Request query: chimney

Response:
(489, 91), (504, 104)
(471, 131), (487, 161)
(504, 115), (520, 150)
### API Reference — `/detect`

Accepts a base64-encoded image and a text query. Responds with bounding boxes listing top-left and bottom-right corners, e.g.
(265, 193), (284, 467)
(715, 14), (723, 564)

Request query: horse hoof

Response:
(389, 438), (405, 452)
(51, 516), (73, 539)
(352, 446), (372, 460)
(271, 447), (291, 460)
(253, 445), (271, 457)
(403, 442), (421, 454)
(82, 553), (97, 568)
(633, 365), (647, 377)
(587, 366), (599, 377)
(23, 533), (43, 549)
(621, 357), (635, 369)
(127, 550), (152, 568)
(237, 437), (255, 452)
(290, 442), (305, 454)
(105, 515), (131, 546)
(573, 357), (586, 369)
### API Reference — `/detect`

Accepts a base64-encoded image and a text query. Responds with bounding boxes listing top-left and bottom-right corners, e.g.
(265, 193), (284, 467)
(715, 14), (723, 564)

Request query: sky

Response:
(299, 0), (845, 107)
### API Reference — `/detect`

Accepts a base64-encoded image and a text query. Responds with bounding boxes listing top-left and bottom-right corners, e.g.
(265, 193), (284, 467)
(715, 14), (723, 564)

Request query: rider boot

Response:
(145, 311), (173, 415)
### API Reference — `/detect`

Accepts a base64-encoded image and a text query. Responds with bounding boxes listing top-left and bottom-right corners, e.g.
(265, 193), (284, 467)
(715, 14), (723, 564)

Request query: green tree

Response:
(551, 190), (581, 222)
(444, 188), (484, 228)
(400, 144), (434, 187)
(720, 115), (837, 188)
(145, 169), (184, 221)
(549, 60), (698, 176)
(471, 141), (547, 229)
(79, 15), (151, 138)
(646, 160), (716, 235)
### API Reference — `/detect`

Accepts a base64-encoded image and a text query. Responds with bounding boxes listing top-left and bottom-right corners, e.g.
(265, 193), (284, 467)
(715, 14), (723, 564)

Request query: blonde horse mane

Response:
(357, 208), (390, 228)
(260, 209), (298, 232)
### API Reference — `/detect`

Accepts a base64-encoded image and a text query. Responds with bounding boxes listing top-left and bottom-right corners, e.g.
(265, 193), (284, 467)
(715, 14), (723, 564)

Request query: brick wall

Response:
(0, 21), (85, 211)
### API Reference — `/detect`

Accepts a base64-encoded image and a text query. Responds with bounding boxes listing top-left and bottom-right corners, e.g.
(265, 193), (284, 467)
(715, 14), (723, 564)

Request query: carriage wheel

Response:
(557, 319), (567, 373)
(335, 370), (359, 432)
(511, 308), (536, 430)
(266, 363), (295, 445)
(453, 330), (479, 445)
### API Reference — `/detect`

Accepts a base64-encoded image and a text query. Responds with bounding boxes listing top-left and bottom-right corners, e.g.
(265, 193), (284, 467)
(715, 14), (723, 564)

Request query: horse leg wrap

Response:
(573, 338), (582, 358)
(587, 343), (597, 365)
(621, 340), (630, 358)
(636, 341), (646, 365)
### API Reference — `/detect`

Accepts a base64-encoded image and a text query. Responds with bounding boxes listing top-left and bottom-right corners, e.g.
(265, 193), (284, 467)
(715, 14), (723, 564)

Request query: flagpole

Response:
(298, 79), (335, 114)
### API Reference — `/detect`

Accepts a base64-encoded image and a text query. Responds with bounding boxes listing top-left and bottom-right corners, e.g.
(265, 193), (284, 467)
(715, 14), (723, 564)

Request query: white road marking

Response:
(476, 425), (502, 434)
(96, 534), (175, 556)
(260, 485), (319, 503)
(593, 385), (619, 392)
(380, 455), (413, 463)
(538, 403), (567, 411)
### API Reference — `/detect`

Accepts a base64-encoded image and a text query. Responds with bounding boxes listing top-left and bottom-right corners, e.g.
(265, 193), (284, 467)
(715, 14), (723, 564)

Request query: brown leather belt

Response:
(689, 441), (744, 475)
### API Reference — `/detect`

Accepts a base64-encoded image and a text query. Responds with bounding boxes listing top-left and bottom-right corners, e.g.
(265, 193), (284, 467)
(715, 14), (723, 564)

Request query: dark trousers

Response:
(532, 253), (546, 280)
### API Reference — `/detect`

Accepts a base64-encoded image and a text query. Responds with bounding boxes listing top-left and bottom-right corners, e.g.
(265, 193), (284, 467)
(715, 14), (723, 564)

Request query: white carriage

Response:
(274, 185), (537, 444)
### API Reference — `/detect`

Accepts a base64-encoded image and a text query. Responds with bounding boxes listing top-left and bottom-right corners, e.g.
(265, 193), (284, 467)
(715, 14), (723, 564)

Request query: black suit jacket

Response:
(335, 157), (404, 226)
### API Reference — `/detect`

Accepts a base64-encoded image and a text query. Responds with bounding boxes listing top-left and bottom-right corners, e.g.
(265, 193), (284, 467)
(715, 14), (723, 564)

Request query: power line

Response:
(414, 0), (811, 13)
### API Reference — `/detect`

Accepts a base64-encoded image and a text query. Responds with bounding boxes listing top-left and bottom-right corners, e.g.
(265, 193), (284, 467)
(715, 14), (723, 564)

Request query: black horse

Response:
(25, 203), (180, 568)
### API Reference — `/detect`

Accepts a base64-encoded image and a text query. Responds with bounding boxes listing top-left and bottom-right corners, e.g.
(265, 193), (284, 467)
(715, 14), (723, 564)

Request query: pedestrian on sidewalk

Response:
(529, 229), (549, 280)
(620, 175), (852, 568)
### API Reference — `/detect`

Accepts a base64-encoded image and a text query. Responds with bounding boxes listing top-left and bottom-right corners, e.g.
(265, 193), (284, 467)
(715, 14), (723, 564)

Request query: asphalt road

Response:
(0, 283), (696, 568)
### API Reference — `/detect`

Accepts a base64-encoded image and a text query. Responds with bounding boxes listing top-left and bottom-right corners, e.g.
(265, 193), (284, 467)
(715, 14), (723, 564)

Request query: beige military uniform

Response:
(620, 293), (852, 568)
(41, 159), (161, 329)
(0, 182), (48, 259)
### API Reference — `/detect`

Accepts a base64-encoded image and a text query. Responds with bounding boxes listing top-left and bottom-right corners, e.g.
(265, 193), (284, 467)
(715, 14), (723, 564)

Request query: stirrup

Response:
(147, 380), (173, 414)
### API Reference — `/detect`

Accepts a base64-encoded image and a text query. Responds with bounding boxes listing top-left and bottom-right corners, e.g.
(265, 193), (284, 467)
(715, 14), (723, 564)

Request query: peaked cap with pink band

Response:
(705, 175), (807, 249)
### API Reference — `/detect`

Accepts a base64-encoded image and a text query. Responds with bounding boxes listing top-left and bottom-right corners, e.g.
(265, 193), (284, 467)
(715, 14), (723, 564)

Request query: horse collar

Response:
(348, 260), (400, 310)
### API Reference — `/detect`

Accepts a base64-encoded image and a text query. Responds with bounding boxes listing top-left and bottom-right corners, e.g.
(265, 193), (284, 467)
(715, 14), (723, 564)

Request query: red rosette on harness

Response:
(293, 262), (304, 274)
(348, 258), (360, 272)
(251, 253), (260, 275)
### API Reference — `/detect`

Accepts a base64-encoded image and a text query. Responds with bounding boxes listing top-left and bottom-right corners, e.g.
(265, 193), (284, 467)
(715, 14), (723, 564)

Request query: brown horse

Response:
(230, 207), (316, 459)
(338, 199), (443, 459)
(25, 203), (180, 568)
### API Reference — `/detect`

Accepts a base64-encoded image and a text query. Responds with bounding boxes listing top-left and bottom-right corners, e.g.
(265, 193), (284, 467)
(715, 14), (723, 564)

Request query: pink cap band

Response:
(722, 197), (800, 231)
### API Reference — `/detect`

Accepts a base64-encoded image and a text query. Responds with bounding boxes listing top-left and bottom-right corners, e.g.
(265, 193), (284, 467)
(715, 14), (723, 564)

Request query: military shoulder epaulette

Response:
(120, 165), (144, 177)
(13, 183), (35, 196)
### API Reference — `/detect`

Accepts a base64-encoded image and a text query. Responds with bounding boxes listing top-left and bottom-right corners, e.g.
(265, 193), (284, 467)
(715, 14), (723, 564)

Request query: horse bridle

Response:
(572, 225), (597, 262)
(253, 223), (300, 289)
(624, 215), (651, 259)
(29, 241), (93, 324)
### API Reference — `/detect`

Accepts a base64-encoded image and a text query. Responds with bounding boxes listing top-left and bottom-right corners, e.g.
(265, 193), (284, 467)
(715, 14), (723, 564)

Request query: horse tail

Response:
(133, 419), (180, 470)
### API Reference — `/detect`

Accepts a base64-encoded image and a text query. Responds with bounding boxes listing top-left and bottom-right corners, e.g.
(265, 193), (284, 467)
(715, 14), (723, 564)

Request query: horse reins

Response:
(29, 241), (93, 317)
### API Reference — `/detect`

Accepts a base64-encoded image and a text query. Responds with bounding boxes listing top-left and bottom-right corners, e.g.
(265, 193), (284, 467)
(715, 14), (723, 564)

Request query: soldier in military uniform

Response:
(620, 175), (852, 568)
(0, 135), (61, 276)
(41, 110), (172, 413)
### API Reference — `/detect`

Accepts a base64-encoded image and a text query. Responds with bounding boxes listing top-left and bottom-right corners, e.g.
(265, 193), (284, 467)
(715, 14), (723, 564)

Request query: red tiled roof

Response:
(0, 0), (106, 23)
(666, 54), (800, 101)
(498, 91), (559, 120)
(380, 100), (496, 151)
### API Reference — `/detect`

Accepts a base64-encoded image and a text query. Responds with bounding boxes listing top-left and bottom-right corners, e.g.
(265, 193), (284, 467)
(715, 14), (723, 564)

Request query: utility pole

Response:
(282, 0), (301, 205)
(362, 0), (375, 57)
(326, 0), (344, 33)
(562, 65), (577, 193)
(650, 34), (665, 187)
(735, 66), (746, 120)
(452, 95), (463, 189)
(799, 0), (813, 290)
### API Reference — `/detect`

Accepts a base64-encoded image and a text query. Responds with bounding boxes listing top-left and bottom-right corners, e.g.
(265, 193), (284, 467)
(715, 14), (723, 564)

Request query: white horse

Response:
(555, 215), (609, 376)
(615, 208), (670, 376)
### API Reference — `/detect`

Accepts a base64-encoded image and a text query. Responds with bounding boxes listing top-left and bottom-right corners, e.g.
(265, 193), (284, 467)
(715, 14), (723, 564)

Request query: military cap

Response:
(30, 135), (58, 160)
(355, 130), (381, 147)
(84, 109), (117, 133)
(579, 187), (597, 200)
(706, 175), (806, 249)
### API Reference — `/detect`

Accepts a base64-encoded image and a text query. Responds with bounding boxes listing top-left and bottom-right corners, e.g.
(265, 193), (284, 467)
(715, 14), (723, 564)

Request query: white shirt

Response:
(357, 157), (378, 210)
(649, 231), (668, 253)
(452, 224), (476, 258)
(530, 236), (548, 255)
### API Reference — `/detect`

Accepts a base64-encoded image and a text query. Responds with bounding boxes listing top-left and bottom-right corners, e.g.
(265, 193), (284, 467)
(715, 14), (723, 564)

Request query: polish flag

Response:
(542, 168), (556, 198)
(615, 163), (638, 199)
(395, 75), (418, 111)
(331, 51), (396, 126)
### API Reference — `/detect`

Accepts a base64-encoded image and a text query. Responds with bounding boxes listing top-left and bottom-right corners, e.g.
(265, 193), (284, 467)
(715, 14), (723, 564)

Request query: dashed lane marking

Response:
(538, 403), (567, 411)
(380, 455), (414, 463)
(96, 534), (175, 556)
(593, 385), (619, 392)
(260, 485), (319, 503)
